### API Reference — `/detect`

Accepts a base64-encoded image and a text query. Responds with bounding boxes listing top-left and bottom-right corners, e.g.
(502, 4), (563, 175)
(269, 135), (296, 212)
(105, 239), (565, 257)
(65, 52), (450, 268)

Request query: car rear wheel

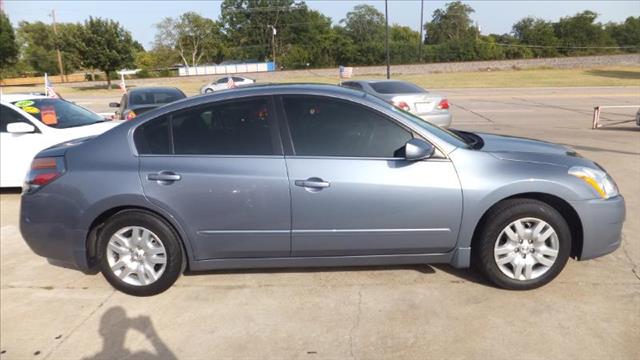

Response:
(204, 88), (213, 93)
(474, 199), (571, 290)
(97, 210), (183, 296)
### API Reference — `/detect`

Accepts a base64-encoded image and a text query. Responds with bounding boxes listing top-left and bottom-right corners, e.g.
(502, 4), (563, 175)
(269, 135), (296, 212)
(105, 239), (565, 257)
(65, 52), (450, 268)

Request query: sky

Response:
(3, 0), (639, 48)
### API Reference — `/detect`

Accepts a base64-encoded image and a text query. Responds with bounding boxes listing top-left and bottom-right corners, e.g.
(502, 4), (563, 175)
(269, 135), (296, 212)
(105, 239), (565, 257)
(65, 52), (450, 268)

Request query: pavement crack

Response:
(348, 288), (362, 359)
(620, 234), (640, 282)
(451, 103), (495, 123)
(43, 289), (116, 359)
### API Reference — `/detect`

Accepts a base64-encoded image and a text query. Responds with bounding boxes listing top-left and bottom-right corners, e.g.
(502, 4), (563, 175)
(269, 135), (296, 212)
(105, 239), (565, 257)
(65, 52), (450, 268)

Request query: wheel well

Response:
(471, 193), (583, 259)
(86, 206), (190, 268)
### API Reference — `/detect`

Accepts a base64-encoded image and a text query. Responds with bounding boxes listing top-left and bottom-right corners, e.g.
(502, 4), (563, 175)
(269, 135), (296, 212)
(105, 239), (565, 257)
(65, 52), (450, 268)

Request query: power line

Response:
(223, 6), (306, 13)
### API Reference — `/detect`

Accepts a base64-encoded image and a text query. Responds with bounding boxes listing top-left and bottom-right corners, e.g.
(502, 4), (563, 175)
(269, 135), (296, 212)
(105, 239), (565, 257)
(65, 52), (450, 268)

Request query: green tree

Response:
(70, 17), (137, 87)
(16, 21), (59, 75)
(424, 1), (478, 45)
(340, 4), (385, 65)
(0, 12), (19, 76)
(512, 17), (559, 57)
(553, 11), (615, 55)
(606, 16), (640, 52)
(155, 12), (224, 74)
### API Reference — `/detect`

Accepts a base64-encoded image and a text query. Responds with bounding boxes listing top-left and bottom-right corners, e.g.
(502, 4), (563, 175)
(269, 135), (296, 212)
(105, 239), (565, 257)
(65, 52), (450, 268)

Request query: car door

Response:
(279, 95), (463, 256)
(0, 105), (44, 187)
(136, 96), (291, 259)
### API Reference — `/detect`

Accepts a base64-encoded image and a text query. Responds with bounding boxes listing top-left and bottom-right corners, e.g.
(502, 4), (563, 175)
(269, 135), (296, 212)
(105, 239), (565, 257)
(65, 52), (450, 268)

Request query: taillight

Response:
(126, 110), (137, 120)
(393, 101), (411, 111)
(24, 157), (65, 192)
(437, 99), (449, 110)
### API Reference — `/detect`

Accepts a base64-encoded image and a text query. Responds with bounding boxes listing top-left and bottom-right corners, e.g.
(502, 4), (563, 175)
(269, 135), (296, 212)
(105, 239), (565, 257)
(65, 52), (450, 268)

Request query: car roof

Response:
(1, 93), (49, 103)
(127, 87), (184, 94)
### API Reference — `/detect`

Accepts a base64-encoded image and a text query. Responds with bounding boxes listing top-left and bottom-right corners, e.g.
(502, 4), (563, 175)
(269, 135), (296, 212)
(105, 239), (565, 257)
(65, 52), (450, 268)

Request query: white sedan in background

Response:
(200, 75), (255, 94)
(0, 94), (122, 187)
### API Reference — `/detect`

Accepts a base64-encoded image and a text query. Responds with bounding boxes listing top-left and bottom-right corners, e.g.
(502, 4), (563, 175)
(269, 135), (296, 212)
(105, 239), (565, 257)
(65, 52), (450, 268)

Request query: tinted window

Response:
(10, 98), (104, 129)
(1, 105), (32, 132)
(283, 96), (412, 157)
(370, 81), (426, 94)
(216, 77), (228, 84)
(129, 89), (185, 106)
(342, 82), (363, 90)
(134, 115), (171, 154)
(232, 77), (245, 82)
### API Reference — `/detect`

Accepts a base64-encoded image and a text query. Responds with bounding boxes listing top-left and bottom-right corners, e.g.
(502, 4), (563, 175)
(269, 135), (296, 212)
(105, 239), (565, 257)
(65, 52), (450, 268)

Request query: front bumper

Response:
(418, 112), (452, 128)
(569, 195), (625, 260)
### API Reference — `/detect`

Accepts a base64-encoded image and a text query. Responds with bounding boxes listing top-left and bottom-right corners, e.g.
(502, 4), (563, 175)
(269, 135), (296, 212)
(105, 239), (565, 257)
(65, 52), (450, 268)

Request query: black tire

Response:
(204, 88), (213, 93)
(473, 199), (571, 290)
(97, 210), (184, 296)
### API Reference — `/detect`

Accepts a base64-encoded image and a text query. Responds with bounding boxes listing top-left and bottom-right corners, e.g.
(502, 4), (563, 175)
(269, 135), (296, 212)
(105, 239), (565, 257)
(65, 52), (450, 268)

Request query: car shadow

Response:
(0, 187), (22, 195)
(585, 69), (640, 80)
(81, 306), (176, 360)
(185, 264), (495, 287)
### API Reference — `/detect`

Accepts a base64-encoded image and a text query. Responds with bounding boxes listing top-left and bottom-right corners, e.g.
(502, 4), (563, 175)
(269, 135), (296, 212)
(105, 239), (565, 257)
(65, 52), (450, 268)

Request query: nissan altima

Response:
(20, 84), (625, 296)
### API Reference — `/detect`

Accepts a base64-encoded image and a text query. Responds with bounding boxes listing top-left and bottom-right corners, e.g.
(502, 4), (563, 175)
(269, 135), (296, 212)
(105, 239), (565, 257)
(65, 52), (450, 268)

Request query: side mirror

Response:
(404, 138), (435, 161)
(109, 102), (120, 108)
(6, 122), (36, 134)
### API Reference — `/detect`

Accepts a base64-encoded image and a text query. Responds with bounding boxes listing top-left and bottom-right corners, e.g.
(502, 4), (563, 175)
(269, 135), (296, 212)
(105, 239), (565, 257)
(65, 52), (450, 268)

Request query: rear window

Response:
(11, 98), (104, 129)
(370, 81), (426, 94)
(129, 89), (185, 106)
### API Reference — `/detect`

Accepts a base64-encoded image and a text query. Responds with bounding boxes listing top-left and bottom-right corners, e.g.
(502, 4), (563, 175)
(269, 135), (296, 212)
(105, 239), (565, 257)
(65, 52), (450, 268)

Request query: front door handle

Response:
(147, 171), (181, 184)
(294, 177), (330, 189)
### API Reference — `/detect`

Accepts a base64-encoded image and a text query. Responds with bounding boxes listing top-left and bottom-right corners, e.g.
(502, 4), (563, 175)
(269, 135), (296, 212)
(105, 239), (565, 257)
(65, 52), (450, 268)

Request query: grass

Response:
(3, 65), (639, 97)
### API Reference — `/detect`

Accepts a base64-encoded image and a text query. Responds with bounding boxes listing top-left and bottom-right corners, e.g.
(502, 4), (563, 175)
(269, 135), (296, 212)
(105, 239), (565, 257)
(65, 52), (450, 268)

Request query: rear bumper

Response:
(20, 189), (91, 271)
(418, 113), (452, 128)
(569, 195), (625, 260)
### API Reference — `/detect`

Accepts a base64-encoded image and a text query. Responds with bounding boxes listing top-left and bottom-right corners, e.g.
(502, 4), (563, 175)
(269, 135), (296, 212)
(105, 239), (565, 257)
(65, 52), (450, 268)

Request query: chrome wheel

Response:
(493, 217), (559, 281)
(106, 226), (167, 286)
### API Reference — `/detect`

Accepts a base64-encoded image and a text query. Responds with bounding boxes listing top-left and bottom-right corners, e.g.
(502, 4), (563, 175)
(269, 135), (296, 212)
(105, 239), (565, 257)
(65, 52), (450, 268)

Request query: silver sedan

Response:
(341, 80), (452, 127)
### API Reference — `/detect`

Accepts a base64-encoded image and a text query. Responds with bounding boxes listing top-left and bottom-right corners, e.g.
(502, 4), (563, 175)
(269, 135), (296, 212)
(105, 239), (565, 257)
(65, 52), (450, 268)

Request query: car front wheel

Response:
(474, 199), (571, 290)
(97, 210), (184, 296)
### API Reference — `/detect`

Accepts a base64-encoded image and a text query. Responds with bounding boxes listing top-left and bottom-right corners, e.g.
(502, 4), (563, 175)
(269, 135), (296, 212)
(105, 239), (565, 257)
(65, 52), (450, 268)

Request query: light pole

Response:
(385, 0), (390, 79)
(269, 25), (277, 70)
(50, 9), (66, 82)
(418, 0), (424, 62)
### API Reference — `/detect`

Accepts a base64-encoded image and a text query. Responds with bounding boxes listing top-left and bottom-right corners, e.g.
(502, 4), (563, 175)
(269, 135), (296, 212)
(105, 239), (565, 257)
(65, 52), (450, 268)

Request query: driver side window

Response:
(0, 105), (33, 133)
(282, 96), (413, 158)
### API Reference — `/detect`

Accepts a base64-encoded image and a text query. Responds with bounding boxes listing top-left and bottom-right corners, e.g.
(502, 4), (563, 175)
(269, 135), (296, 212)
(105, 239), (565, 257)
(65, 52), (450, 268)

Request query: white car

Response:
(200, 76), (255, 94)
(0, 94), (122, 187)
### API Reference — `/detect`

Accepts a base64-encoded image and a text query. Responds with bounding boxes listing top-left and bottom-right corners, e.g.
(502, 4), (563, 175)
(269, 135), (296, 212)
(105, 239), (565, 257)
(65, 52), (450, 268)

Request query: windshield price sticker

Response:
(41, 106), (58, 125)
(14, 100), (35, 108)
(22, 106), (40, 114)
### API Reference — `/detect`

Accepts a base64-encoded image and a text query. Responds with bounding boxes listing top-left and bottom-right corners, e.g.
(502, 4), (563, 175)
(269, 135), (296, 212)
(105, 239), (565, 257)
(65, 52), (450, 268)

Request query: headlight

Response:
(568, 166), (619, 199)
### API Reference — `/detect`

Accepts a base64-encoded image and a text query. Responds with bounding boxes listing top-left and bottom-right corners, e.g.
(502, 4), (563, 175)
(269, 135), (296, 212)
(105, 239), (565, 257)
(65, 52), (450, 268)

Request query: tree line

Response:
(1, 0), (638, 82)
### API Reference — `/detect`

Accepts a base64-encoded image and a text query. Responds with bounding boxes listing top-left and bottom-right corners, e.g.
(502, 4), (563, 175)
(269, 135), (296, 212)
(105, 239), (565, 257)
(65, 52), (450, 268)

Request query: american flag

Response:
(119, 76), (127, 94)
(339, 66), (353, 79)
(44, 73), (59, 98)
(226, 76), (237, 89)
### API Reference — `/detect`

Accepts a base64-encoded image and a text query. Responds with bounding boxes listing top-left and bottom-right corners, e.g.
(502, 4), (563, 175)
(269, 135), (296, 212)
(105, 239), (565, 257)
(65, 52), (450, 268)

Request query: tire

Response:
(204, 88), (213, 93)
(473, 199), (571, 290)
(97, 210), (184, 296)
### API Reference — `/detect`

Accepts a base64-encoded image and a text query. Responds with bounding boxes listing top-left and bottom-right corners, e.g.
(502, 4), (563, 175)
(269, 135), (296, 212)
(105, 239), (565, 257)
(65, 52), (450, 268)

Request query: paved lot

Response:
(1, 86), (639, 359)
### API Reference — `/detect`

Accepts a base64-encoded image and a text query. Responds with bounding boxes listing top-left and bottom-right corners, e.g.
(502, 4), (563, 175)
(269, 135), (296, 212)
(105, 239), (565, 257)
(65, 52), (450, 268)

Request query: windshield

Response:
(370, 81), (426, 94)
(389, 106), (470, 148)
(129, 89), (185, 106)
(11, 98), (104, 129)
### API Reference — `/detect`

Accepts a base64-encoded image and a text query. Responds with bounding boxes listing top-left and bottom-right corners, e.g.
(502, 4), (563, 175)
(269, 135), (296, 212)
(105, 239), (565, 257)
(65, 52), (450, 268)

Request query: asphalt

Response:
(1, 86), (639, 359)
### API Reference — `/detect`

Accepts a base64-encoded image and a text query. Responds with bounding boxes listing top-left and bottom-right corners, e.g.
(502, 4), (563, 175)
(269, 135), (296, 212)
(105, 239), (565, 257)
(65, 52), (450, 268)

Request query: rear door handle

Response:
(294, 177), (330, 189)
(147, 171), (181, 183)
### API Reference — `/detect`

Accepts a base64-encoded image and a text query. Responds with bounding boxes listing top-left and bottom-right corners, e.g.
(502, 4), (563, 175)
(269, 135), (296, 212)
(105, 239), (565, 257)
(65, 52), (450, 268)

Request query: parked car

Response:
(341, 80), (452, 128)
(200, 75), (255, 94)
(1, 94), (121, 188)
(110, 87), (186, 120)
(20, 84), (624, 296)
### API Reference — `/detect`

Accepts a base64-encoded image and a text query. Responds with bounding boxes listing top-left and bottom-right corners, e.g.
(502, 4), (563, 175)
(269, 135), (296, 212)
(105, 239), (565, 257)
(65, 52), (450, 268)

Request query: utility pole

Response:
(418, 0), (424, 62)
(50, 9), (66, 82)
(385, 0), (390, 79)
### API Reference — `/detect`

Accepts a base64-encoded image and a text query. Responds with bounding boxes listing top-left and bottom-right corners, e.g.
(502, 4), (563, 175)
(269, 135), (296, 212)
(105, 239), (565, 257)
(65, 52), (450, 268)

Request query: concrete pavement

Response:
(1, 86), (639, 359)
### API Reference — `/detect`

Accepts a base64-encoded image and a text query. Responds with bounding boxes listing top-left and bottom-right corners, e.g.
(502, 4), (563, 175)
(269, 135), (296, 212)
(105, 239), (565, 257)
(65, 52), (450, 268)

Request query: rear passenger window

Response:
(134, 97), (274, 156)
(134, 115), (171, 154)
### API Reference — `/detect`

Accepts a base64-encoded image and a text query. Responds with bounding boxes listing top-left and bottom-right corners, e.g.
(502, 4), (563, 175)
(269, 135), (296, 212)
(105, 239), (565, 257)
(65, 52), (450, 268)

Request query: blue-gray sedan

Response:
(20, 84), (625, 296)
